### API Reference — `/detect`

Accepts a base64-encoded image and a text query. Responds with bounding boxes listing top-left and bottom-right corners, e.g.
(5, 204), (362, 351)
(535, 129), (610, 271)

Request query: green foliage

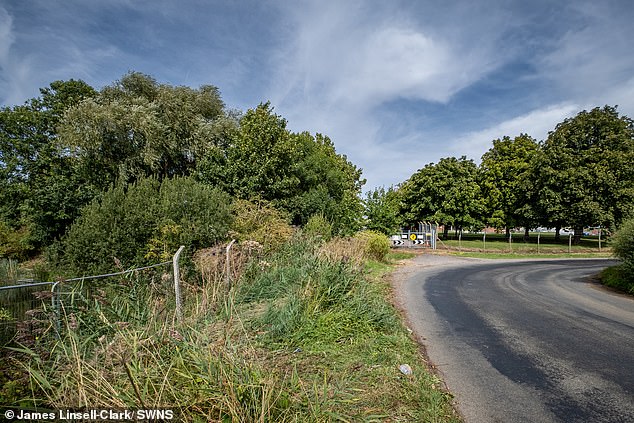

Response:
(230, 199), (293, 252)
(0, 221), (34, 260)
(198, 103), (365, 234)
(0, 79), (97, 248)
(400, 156), (484, 234)
(364, 186), (401, 235)
(53, 176), (232, 275)
(355, 230), (391, 262)
(536, 106), (634, 234)
(600, 266), (633, 294)
(609, 218), (634, 291)
(303, 214), (333, 241)
(238, 237), (396, 345)
(58, 72), (230, 191)
(479, 134), (538, 232)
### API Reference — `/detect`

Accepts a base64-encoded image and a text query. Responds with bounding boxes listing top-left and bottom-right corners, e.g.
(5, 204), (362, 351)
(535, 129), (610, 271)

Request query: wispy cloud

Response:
(449, 103), (580, 162)
(0, 7), (13, 62)
(270, 1), (508, 111)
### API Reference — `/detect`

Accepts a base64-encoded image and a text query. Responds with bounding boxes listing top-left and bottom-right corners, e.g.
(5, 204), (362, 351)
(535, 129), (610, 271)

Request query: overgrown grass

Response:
(600, 265), (634, 295)
(1, 237), (459, 422)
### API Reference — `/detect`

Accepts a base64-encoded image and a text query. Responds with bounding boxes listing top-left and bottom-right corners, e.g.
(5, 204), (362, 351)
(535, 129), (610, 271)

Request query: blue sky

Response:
(1, 0), (633, 190)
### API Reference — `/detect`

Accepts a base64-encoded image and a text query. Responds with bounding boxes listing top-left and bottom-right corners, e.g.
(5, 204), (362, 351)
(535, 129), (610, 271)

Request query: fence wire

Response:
(0, 260), (173, 346)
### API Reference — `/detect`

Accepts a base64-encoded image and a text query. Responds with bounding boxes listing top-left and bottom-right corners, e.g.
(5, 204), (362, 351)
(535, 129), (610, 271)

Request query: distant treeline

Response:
(365, 106), (634, 243)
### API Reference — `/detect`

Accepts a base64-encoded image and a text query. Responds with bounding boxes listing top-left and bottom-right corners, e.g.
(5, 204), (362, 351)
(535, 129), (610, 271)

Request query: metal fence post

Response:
(51, 281), (61, 337)
(173, 246), (185, 322)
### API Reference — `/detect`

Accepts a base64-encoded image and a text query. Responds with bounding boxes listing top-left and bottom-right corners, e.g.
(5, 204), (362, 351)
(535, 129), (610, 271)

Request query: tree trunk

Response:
(505, 227), (511, 239)
(443, 225), (449, 239)
(524, 226), (530, 242)
(573, 225), (583, 245)
(554, 223), (561, 242)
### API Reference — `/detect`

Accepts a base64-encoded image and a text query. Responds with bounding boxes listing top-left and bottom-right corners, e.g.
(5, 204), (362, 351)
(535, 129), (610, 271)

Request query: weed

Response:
(4, 236), (460, 421)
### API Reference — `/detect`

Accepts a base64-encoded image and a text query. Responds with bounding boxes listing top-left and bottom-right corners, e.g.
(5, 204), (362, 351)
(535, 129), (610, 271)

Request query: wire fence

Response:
(0, 249), (184, 346)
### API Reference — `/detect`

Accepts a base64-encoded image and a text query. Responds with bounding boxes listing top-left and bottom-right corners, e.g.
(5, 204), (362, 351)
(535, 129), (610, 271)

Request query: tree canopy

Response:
(399, 156), (483, 236)
(479, 134), (538, 237)
(536, 106), (634, 240)
(197, 103), (364, 234)
(1, 73), (366, 262)
(0, 79), (97, 250)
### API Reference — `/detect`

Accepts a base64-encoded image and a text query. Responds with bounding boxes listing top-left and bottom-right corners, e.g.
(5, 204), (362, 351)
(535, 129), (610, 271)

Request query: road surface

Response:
(396, 256), (634, 423)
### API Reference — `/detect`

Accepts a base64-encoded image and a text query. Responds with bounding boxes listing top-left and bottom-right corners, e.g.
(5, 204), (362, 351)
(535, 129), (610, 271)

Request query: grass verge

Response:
(2, 238), (459, 422)
(599, 265), (634, 295)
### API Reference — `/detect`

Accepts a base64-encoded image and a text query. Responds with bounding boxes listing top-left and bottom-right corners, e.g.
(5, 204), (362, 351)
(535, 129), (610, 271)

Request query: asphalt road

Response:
(397, 257), (634, 423)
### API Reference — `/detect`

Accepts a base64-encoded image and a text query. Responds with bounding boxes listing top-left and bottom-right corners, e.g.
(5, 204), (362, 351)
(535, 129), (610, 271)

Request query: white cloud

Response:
(0, 7), (14, 62)
(449, 104), (580, 162)
(272, 2), (505, 111)
(536, 2), (634, 114)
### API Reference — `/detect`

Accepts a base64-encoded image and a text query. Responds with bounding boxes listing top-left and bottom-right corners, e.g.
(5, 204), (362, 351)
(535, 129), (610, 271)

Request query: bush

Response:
(303, 214), (332, 241)
(608, 218), (634, 292)
(0, 221), (34, 260)
(53, 177), (232, 275)
(355, 230), (391, 262)
(230, 199), (293, 253)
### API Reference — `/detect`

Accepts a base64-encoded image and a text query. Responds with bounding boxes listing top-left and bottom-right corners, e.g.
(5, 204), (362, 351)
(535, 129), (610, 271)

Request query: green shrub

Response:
(608, 218), (634, 292)
(0, 221), (34, 260)
(355, 230), (391, 262)
(303, 214), (332, 241)
(230, 199), (293, 253)
(53, 177), (232, 275)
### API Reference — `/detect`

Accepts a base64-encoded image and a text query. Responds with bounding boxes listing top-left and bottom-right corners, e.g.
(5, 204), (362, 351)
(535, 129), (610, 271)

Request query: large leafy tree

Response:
(58, 72), (230, 191)
(400, 156), (483, 237)
(197, 103), (364, 233)
(479, 134), (538, 238)
(364, 186), (401, 235)
(0, 79), (97, 251)
(536, 106), (634, 242)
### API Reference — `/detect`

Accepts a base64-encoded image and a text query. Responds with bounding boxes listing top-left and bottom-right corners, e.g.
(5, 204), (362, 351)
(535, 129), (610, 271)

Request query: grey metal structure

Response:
(392, 222), (437, 249)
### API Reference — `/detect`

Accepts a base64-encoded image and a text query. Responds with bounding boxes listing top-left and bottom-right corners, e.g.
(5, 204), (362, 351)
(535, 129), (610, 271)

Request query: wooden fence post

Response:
(225, 239), (237, 288)
(173, 246), (185, 322)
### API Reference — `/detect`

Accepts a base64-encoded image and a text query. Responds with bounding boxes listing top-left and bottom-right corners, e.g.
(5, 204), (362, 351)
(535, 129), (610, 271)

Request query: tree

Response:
(364, 186), (401, 235)
(58, 72), (230, 191)
(197, 103), (365, 234)
(536, 106), (634, 243)
(0, 79), (97, 251)
(479, 134), (538, 239)
(400, 156), (483, 237)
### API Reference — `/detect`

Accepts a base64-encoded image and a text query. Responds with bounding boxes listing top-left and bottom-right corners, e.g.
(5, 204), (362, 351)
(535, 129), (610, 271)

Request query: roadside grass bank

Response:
(1, 237), (460, 422)
(600, 265), (634, 295)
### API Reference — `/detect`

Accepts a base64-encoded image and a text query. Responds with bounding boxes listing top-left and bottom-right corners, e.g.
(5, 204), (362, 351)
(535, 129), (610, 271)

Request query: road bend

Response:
(398, 257), (634, 423)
